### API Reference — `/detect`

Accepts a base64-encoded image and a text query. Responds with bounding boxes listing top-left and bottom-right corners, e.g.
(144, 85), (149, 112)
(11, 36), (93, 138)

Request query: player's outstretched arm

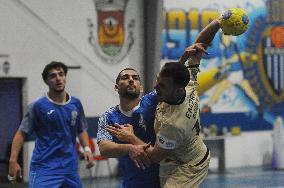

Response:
(9, 130), (26, 183)
(179, 18), (221, 65)
(195, 18), (221, 46)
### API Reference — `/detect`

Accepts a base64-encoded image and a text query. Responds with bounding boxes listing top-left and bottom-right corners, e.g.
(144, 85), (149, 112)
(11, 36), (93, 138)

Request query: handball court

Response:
(1, 166), (284, 188)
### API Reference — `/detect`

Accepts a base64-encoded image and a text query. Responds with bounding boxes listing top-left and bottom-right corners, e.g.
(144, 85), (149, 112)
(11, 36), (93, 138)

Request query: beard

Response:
(119, 86), (140, 99)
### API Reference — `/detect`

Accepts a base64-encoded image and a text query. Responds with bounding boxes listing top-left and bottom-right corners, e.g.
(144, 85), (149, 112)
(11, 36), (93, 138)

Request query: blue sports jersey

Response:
(97, 91), (160, 188)
(19, 94), (88, 175)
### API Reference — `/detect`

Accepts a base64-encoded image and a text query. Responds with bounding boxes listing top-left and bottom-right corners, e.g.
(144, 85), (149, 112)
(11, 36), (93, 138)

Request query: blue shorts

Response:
(29, 171), (82, 188)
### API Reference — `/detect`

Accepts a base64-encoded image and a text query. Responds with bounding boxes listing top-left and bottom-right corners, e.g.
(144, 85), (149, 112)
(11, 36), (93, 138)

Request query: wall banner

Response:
(162, 0), (284, 131)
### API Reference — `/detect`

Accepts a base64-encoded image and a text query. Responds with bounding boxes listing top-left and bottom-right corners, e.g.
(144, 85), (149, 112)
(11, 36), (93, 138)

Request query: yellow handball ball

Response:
(220, 8), (249, 36)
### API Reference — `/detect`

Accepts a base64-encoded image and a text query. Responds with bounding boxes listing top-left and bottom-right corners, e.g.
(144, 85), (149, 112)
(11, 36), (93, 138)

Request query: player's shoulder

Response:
(141, 91), (157, 105)
(98, 105), (119, 124)
(165, 106), (196, 130)
(142, 91), (156, 99)
(68, 95), (85, 109)
(102, 105), (119, 117)
(185, 84), (198, 98)
(33, 95), (48, 107)
(69, 95), (81, 103)
(34, 95), (46, 102)
(158, 121), (184, 140)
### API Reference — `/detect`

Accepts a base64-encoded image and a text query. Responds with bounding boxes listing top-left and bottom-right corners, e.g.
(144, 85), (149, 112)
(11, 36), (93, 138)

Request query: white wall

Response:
(0, 0), (144, 116)
(0, 0), (144, 180)
(225, 131), (273, 168)
(209, 131), (273, 170)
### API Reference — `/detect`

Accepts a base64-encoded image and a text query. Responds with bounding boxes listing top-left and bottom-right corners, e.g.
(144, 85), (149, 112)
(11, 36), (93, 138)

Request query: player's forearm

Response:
(9, 131), (25, 163)
(195, 18), (221, 46)
(145, 146), (165, 163)
(98, 141), (134, 158)
(145, 144), (172, 163)
(128, 134), (145, 145)
(78, 131), (90, 148)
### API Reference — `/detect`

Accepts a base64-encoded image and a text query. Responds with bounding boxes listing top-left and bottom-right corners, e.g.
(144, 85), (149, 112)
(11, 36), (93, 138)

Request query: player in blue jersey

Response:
(8, 61), (94, 187)
(97, 68), (160, 188)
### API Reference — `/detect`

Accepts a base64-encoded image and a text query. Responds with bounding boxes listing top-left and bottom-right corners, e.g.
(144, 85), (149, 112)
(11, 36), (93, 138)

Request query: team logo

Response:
(260, 26), (284, 100)
(88, 0), (135, 64)
(47, 109), (55, 115)
(242, 0), (284, 108)
(139, 114), (147, 131)
(71, 111), (78, 126)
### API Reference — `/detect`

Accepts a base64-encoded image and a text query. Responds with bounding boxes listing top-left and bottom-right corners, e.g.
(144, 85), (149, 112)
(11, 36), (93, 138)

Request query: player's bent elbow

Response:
(97, 142), (115, 158)
(98, 147), (110, 157)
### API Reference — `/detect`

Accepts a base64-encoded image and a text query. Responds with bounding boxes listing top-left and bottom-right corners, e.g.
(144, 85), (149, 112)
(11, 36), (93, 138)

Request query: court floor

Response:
(82, 166), (284, 188)
(1, 166), (284, 188)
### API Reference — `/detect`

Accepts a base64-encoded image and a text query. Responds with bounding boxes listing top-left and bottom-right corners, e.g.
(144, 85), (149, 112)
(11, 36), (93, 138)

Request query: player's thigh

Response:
(61, 173), (82, 188)
(159, 160), (179, 187)
(29, 172), (64, 188)
(163, 158), (210, 188)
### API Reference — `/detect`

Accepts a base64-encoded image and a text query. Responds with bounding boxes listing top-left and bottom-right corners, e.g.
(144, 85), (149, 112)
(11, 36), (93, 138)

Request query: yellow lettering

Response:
(201, 10), (220, 29)
(188, 9), (199, 30)
(168, 10), (186, 30)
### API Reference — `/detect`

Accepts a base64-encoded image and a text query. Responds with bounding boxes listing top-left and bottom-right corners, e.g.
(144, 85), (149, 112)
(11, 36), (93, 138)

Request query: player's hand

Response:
(129, 144), (151, 169)
(179, 43), (208, 65)
(83, 151), (95, 169)
(122, 124), (134, 134)
(8, 161), (22, 183)
(107, 123), (134, 142)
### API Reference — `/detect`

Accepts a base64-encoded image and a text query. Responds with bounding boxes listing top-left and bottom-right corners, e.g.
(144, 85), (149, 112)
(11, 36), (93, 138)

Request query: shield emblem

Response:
(88, 0), (134, 64)
(257, 26), (284, 103)
(97, 10), (125, 56)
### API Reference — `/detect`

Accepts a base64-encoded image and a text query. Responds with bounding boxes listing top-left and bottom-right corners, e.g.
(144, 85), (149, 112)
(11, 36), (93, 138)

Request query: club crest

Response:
(260, 26), (284, 100)
(88, 0), (135, 64)
(71, 111), (78, 126)
(242, 1), (284, 108)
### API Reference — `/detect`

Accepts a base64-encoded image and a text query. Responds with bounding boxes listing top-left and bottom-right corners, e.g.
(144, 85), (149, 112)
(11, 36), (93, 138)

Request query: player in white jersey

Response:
(107, 18), (222, 188)
(154, 60), (208, 188)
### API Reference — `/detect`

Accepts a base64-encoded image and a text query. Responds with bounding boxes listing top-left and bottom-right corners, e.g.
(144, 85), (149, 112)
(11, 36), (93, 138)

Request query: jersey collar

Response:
(119, 102), (141, 117)
(45, 92), (71, 105)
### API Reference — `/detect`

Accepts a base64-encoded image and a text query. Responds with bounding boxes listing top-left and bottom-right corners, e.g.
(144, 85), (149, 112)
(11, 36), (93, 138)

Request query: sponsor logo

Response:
(158, 136), (165, 144)
(158, 135), (176, 149)
(47, 110), (55, 115)
(165, 142), (175, 148)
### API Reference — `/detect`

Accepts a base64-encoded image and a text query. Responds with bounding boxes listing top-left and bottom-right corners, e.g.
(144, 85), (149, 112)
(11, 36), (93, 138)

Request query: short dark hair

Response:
(160, 62), (190, 87)
(42, 61), (68, 82)
(115, 68), (140, 84)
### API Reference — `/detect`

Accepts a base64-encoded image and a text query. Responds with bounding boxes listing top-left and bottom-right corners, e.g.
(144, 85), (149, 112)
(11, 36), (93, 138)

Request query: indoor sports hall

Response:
(1, 0), (284, 187)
